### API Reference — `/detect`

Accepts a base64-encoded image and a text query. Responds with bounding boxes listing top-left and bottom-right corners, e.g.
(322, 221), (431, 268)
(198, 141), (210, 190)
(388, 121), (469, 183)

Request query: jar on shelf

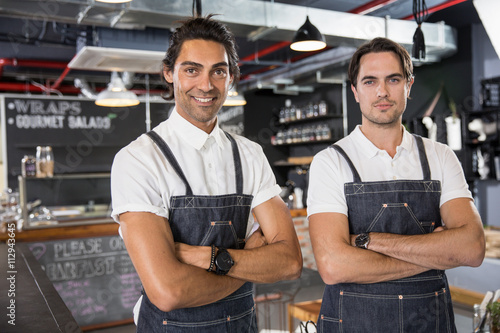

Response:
(36, 146), (54, 178)
(21, 155), (36, 177)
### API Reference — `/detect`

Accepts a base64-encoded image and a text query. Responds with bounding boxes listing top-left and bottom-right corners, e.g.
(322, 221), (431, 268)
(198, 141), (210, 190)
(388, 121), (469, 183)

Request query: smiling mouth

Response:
(193, 96), (215, 103)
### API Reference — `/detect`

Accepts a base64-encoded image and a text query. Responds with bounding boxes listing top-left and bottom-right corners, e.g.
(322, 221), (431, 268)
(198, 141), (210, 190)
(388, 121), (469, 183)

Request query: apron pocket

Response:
(366, 202), (434, 235)
(200, 220), (240, 248)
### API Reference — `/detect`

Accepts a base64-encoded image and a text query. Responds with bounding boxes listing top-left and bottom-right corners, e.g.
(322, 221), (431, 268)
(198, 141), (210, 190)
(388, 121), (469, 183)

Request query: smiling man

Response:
(307, 37), (485, 332)
(110, 15), (302, 333)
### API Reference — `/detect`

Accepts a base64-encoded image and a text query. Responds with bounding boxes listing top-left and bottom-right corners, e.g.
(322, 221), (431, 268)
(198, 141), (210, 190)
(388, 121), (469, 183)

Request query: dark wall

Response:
(244, 84), (343, 186)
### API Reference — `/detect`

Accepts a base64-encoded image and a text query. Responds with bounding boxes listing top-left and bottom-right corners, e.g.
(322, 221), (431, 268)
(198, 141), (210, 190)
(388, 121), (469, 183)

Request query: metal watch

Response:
(214, 247), (234, 275)
(355, 233), (370, 249)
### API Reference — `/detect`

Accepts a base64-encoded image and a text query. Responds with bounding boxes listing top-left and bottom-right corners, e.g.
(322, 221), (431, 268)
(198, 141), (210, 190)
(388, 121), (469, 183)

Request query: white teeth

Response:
(194, 97), (213, 102)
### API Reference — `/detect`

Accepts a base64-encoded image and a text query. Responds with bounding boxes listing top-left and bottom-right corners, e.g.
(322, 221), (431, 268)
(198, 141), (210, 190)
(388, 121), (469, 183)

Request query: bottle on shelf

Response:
(318, 100), (328, 116)
(36, 146), (54, 178)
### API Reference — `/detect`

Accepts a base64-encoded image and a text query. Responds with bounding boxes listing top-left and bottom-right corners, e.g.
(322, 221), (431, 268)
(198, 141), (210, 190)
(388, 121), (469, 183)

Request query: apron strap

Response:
(146, 131), (194, 196)
(331, 144), (362, 183)
(413, 134), (432, 181)
(224, 131), (244, 195)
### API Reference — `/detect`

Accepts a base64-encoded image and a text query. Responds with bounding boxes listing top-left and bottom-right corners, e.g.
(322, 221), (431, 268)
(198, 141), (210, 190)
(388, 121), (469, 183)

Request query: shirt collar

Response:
(170, 107), (226, 150)
(353, 124), (411, 158)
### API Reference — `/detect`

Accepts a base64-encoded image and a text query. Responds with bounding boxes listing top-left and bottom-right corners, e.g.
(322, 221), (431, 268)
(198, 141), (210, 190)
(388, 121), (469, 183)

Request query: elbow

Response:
(467, 236), (486, 268)
(147, 286), (184, 312)
(316, 257), (346, 285)
(288, 255), (303, 280)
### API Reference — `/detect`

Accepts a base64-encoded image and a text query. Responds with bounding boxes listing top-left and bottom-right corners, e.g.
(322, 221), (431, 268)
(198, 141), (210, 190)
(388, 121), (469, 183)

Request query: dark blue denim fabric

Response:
(317, 135), (456, 333)
(139, 131), (256, 332)
(137, 283), (257, 333)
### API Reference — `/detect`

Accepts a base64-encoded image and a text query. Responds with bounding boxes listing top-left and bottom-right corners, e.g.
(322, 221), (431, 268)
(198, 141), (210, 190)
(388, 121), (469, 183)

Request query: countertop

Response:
(0, 242), (81, 332)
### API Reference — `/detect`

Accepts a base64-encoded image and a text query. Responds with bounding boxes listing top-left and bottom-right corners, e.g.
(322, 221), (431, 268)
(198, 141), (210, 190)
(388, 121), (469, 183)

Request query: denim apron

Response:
(317, 135), (456, 333)
(136, 130), (257, 333)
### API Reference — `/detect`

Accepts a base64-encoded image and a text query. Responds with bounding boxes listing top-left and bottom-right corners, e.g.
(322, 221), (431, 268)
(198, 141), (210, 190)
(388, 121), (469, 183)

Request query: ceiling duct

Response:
(0, 0), (457, 59)
(68, 46), (165, 73)
(0, 0), (458, 93)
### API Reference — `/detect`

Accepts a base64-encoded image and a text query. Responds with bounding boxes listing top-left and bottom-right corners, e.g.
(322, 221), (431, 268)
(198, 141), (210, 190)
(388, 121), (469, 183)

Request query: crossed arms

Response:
(119, 195), (302, 312)
(309, 197), (485, 285)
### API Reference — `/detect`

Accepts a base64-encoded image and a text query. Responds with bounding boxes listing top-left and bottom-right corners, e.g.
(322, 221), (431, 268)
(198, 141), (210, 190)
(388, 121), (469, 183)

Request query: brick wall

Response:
(293, 216), (317, 270)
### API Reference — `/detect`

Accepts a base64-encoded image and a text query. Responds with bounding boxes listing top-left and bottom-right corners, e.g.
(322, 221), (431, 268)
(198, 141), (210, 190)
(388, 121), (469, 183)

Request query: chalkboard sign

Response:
(27, 235), (142, 327)
(1, 94), (172, 188)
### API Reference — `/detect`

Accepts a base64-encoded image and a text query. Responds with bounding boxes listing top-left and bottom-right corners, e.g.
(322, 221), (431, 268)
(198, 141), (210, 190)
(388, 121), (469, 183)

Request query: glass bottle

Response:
(36, 146), (54, 178)
(319, 100), (328, 116)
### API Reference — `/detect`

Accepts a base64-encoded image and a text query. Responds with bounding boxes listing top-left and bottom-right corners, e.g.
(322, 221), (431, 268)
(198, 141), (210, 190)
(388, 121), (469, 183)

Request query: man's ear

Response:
(164, 68), (173, 84)
(351, 84), (360, 103)
(406, 76), (414, 98)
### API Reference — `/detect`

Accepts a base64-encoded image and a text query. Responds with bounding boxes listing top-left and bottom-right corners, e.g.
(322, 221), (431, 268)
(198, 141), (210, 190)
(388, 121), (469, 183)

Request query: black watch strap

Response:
(207, 244), (216, 272)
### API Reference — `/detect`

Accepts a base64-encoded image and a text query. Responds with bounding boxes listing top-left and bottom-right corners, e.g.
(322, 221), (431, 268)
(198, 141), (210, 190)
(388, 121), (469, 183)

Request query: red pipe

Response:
(349, 0), (398, 15)
(0, 82), (165, 96)
(0, 58), (68, 78)
(50, 65), (72, 90)
(401, 0), (468, 20)
(239, 41), (291, 64)
(240, 47), (329, 81)
(0, 82), (81, 94)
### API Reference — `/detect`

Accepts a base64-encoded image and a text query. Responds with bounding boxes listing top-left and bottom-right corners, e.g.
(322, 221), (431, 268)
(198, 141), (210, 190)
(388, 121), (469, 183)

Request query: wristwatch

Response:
(355, 233), (370, 249)
(214, 247), (234, 275)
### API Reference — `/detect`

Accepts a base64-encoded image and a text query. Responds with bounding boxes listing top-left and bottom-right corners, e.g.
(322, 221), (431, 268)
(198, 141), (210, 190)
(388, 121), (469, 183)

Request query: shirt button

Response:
(393, 176), (397, 180)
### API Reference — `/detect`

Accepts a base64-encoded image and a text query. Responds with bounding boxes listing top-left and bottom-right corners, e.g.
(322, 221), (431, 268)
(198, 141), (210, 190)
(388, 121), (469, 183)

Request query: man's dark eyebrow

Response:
(179, 61), (229, 69)
(360, 73), (404, 81)
(179, 61), (203, 68)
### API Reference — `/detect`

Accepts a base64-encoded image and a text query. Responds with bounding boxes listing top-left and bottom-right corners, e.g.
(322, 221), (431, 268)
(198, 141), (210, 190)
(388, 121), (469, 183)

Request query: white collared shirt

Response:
(307, 125), (472, 218)
(111, 108), (281, 237)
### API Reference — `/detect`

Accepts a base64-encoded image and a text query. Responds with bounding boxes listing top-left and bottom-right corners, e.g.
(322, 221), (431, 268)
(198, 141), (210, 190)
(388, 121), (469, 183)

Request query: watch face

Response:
(216, 251), (234, 271)
(355, 233), (370, 248)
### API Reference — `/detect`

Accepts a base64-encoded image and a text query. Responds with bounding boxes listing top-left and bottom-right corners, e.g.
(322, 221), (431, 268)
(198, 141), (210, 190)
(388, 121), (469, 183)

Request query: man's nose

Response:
(376, 82), (389, 98)
(198, 73), (213, 92)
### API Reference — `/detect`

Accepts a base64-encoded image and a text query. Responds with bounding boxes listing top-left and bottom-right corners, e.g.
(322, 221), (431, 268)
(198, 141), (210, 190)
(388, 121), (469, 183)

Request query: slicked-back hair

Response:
(348, 37), (413, 88)
(161, 14), (240, 100)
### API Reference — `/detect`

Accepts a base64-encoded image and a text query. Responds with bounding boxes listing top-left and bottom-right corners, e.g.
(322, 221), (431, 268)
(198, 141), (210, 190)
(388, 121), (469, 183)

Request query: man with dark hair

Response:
(308, 37), (485, 332)
(111, 15), (302, 332)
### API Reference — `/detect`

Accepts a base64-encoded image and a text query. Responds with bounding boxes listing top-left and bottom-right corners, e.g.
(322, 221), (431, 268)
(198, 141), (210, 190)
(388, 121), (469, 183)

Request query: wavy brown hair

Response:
(161, 14), (240, 100)
(348, 37), (413, 88)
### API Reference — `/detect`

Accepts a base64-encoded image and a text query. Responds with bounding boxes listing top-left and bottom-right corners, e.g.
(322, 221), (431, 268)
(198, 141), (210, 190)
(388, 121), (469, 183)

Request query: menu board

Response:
(1, 94), (172, 188)
(28, 235), (141, 328)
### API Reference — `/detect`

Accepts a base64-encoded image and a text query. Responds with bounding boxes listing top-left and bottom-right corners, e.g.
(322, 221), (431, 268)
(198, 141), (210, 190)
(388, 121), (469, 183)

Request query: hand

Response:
(244, 227), (267, 250)
(350, 234), (357, 246)
(433, 226), (448, 232)
(175, 243), (211, 270)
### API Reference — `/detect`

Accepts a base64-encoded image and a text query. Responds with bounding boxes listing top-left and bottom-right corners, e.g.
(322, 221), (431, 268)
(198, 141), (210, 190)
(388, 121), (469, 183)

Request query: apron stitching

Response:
(366, 205), (385, 231)
(404, 204), (427, 234)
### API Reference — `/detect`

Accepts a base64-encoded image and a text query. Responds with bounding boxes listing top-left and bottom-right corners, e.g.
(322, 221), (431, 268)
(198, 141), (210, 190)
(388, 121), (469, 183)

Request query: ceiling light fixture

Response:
(290, 16), (326, 52)
(95, 71), (140, 107)
(224, 86), (247, 106)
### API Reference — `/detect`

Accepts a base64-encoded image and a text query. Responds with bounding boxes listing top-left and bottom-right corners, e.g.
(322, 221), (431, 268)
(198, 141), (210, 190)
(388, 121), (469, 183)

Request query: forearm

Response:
(310, 212), (427, 285)
(316, 242), (429, 284)
(368, 225), (484, 270)
(228, 240), (302, 283)
(156, 263), (245, 310)
(176, 240), (301, 284)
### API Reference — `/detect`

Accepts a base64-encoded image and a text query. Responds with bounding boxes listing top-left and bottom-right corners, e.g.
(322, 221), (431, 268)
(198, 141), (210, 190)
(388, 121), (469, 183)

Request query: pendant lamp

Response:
(224, 86), (247, 106)
(290, 16), (326, 52)
(95, 71), (140, 107)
